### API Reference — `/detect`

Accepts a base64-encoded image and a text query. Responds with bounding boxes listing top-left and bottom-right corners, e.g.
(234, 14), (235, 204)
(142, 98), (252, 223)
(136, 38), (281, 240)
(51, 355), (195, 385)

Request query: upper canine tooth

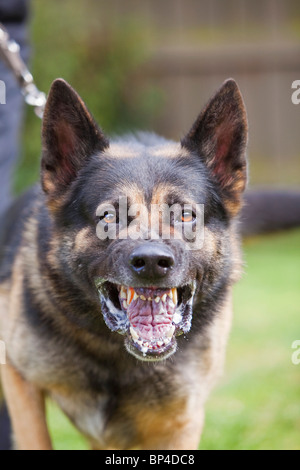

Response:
(127, 287), (135, 305)
(172, 288), (178, 305)
(120, 286), (127, 299)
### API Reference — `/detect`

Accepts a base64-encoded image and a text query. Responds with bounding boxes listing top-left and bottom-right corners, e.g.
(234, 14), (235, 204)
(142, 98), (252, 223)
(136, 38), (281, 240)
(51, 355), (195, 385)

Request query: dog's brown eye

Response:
(181, 210), (195, 223)
(102, 211), (117, 224)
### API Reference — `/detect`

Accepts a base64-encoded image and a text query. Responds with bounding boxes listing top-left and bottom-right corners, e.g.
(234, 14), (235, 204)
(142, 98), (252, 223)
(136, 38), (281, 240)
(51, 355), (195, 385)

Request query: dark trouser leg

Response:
(0, 403), (11, 450)
(0, 23), (29, 217)
(0, 22), (30, 449)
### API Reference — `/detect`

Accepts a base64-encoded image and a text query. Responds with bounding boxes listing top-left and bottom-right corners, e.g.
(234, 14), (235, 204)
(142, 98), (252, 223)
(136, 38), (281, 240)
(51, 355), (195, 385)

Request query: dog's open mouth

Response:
(95, 280), (196, 361)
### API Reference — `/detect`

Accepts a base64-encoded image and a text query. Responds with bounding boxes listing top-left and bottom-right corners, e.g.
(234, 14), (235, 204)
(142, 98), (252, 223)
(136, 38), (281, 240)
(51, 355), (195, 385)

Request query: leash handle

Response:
(0, 23), (46, 119)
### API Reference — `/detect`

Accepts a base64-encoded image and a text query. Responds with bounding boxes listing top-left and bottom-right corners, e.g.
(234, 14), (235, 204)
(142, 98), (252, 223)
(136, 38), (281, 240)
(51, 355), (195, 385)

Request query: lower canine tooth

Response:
(130, 327), (139, 341)
(166, 325), (175, 337)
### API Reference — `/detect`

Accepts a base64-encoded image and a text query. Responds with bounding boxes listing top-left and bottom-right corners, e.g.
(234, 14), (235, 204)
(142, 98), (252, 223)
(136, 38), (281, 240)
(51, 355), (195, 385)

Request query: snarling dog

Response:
(0, 78), (248, 449)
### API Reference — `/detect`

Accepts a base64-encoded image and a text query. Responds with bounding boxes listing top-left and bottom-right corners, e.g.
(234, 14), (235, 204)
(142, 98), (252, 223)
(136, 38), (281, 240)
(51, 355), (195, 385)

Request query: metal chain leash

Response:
(0, 22), (46, 119)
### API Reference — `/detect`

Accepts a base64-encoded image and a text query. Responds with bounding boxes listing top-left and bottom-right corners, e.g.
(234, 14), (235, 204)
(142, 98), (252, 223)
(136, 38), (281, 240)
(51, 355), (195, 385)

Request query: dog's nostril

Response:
(131, 258), (146, 269)
(158, 258), (174, 269)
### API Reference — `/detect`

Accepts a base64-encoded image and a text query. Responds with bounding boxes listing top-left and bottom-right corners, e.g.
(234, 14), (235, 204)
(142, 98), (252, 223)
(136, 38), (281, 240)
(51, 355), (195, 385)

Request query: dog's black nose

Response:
(129, 243), (175, 279)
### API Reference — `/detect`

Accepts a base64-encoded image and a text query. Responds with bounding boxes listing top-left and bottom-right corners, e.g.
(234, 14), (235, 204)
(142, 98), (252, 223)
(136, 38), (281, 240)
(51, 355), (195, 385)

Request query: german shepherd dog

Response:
(0, 78), (248, 450)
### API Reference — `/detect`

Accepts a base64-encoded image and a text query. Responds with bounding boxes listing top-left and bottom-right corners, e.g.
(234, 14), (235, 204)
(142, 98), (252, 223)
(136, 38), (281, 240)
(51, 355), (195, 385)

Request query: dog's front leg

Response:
(0, 361), (52, 450)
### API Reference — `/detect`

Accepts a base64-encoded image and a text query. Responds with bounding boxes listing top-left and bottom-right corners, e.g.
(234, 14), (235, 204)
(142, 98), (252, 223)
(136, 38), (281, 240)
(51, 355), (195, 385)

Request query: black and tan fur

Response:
(0, 78), (248, 450)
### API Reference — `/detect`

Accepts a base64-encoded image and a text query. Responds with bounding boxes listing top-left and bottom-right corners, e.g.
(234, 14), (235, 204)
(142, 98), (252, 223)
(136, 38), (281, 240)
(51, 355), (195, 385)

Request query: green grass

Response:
(46, 401), (89, 451)
(200, 229), (300, 450)
(46, 229), (300, 450)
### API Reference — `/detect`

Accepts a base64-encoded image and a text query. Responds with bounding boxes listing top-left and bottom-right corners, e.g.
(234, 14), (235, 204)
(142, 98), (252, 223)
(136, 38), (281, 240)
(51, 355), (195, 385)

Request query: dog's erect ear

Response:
(41, 79), (109, 195)
(181, 79), (248, 217)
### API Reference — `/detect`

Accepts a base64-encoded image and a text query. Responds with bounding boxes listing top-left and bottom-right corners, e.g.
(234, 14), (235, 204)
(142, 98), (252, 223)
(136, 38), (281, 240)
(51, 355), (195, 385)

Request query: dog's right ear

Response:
(181, 79), (248, 217)
(41, 79), (109, 196)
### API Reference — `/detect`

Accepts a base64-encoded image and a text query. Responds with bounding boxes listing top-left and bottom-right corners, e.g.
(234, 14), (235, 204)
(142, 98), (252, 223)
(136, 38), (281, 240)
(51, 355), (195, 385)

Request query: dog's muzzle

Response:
(94, 242), (196, 361)
(95, 280), (196, 362)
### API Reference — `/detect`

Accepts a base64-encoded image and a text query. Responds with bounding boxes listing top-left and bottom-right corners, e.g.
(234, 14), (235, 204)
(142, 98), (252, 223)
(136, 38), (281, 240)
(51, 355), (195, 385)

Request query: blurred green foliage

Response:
(15, 0), (163, 194)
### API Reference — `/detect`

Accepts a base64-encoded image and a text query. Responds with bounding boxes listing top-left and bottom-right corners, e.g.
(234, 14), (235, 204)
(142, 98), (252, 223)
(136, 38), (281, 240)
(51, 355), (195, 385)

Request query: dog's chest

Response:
(47, 350), (198, 450)
(50, 371), (189, 450)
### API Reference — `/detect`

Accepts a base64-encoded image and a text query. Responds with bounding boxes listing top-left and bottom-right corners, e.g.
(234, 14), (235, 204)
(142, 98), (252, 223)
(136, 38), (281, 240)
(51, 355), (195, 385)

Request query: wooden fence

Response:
(114, 0), (300, 186)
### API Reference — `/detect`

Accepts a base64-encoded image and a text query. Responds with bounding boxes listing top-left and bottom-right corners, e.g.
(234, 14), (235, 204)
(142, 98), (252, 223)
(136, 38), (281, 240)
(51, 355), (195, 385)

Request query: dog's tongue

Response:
(119, 287), (177, 343)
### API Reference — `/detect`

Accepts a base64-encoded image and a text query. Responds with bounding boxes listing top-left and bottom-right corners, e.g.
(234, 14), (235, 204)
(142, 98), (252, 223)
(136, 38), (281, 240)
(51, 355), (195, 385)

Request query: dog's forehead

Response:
(90, 139), (208, 204)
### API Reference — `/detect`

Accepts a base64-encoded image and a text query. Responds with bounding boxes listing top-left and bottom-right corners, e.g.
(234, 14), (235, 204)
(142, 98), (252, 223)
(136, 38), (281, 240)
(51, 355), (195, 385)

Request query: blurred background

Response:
(5, 0), (300, 450)
(16, 0), (300, 192)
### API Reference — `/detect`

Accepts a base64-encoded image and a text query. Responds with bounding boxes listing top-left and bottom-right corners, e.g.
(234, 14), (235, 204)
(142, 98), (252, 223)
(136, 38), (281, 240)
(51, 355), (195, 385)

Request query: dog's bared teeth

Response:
(158, 303), (165, 315)
(130, 326), (139, 341)
(166, 325), (175, 338)
(127, 287), (135, 305)
(122, 300), (128, 310)
(171, 288), (178, 306)
(120, 286), (127, 300)
(123, 289), (178, 305)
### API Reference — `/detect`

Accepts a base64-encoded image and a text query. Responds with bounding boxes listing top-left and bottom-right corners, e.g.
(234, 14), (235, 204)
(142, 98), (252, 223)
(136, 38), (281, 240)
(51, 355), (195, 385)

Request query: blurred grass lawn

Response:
(46, 229), (300, 450)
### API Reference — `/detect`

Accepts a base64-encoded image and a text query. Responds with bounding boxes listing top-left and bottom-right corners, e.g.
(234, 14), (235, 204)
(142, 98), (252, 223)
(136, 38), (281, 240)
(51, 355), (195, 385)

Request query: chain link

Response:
(0, 23), (46, 119)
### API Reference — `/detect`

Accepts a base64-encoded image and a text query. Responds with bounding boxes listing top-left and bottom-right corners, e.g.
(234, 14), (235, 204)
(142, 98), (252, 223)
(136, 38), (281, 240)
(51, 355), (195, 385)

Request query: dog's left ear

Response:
(41, 79), (109, 196)
(181, 79), (248, 217)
